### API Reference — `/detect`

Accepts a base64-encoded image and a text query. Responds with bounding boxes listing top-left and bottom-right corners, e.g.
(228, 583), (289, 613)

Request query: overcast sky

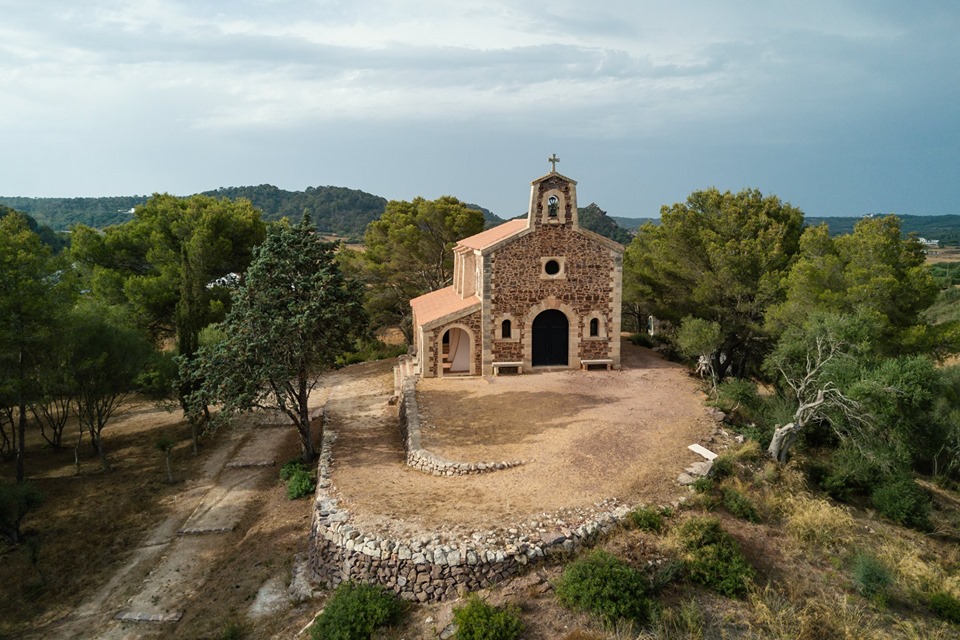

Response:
(1, 1), (958, 219)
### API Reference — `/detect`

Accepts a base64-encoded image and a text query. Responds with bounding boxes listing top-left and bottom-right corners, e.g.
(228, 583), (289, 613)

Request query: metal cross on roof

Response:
(548, 153), (559, 172)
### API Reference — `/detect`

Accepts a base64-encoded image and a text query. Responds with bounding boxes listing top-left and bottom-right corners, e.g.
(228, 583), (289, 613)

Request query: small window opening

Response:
(589, 318), (600, 337)
(547, 195), (559, 218)
(544, 259), (560, 276)
(501, 319), (512, 339)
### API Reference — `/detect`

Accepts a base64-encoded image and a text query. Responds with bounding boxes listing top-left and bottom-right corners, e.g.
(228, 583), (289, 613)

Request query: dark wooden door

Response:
(532, 309), (569, 366)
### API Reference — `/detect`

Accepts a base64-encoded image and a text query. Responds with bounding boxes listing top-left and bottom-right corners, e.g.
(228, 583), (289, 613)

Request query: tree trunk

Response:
(164, 451), (173, 483)
(768, 422), (800, 463)
(94, 431), (111, 473)
(16, 401), (26, 485)
(16, 346), (26, 484)
(297, 370), (315, 463)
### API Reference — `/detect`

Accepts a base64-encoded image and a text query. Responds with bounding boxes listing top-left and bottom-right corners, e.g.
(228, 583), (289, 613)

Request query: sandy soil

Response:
(329, 344), (715, 538)
(3, 343), (715, 639)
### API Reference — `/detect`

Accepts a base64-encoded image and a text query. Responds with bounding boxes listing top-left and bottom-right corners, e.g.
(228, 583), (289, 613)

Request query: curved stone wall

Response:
(398, 374), (524, 477)
(308, 423), (630, 602)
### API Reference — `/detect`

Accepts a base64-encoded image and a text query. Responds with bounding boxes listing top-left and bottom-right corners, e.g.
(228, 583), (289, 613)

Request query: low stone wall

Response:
(308, 425), (630, 602)
(397, 369), (523, 477)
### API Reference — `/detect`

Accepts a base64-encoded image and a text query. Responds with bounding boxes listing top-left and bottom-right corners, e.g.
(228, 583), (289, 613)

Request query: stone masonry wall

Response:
(398, 372), (522, 476)
(308, 362), (632, 602)
(424, 310), (483, 377)
(489, 225), (618, 364)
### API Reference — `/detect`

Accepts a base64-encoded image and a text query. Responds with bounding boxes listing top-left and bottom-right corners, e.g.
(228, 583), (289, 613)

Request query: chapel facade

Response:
(409, 161), (624, 377)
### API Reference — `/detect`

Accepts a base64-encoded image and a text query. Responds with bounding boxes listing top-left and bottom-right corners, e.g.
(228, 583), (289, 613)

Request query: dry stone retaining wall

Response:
(398, 371), (523, 477)
(307, 363), (632, 602)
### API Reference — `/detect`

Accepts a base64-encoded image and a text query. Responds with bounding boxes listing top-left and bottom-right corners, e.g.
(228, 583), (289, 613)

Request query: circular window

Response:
(544, 259), (560, 275)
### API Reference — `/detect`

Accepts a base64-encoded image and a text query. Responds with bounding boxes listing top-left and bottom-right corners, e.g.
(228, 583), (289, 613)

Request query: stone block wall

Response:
(487, 224), (621, 368)
(307, 363), (632, 602)
(421, 310), (483, 378)
(398, 367), (522, 476)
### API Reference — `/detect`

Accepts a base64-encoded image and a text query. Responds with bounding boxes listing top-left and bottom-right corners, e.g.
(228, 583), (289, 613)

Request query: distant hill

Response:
(467, 203), (504, 227)
(611, 216), (659, 231)
(201, 185), (387, 238)
(807, 214), (960, 244)
(612, 213), (960, 246)
(0, 185), (388, 238)
(5, 187), (957, 247)
(579, 203), (632, 245)
(0, 204), (69, 252)
(0, 196), (146, 230)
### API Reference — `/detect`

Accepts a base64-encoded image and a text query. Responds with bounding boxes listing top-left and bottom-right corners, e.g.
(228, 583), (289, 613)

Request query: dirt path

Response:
(39, 415), (306, 639)
(329, 344), (714, 539)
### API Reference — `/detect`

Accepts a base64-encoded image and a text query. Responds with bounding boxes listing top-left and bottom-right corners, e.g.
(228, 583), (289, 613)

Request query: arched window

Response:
(589, 318), (600, 337)
(501, 319), (512, 339)
(547, 195), (559, 218)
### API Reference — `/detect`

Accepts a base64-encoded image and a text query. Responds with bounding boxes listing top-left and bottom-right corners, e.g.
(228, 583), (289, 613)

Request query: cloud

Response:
(0, 0), (957, 218)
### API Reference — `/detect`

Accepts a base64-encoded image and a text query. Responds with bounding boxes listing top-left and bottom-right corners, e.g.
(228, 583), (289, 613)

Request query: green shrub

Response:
(851, 551), (892, 604)
(135, 351), (179, 400)
(452, 595), (524, 640)
(337, 338), (408, 366)
(714, 378), (760, 415)
(280, 459), (306, 481)
(555, 550), (652, 626)
(220, 621), (246, 640)
(648, 559), (684, 594)
(870, 477), (932, 531)
(928, 591), (960, 624)
(629, 332), (654, 348)
(675, 517), (754, 598)
(286, 468), (315, 500)
(691, 477), (713, 494)
(309, 582), (402, 640)
(710, 455), (735, 480)
(628, 506), (664, 533)
(820, 445), (889, 502)
(721, 487), (760, 523)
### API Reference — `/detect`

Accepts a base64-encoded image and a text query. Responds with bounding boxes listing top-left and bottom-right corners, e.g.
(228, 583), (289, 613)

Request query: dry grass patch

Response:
(781, 494), (856, 548)
(747, 585), (889, 640)
(875, 537), (960, 599)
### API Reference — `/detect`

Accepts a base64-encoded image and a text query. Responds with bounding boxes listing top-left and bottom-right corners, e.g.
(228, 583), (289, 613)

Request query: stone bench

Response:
(580, 358), (613, 371)
(492, 361), (523, 375)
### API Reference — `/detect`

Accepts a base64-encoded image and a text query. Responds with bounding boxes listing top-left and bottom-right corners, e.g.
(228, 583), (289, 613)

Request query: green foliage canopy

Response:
(769, 216), (938, 352)
(344, 196), (484, 341)
(0, 213), (75, 481)
(625, 187), (805, 378)
(187, 216), (366, 461)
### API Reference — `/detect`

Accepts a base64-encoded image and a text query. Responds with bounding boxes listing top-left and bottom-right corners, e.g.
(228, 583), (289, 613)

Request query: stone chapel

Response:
(409, 160), (624, 377)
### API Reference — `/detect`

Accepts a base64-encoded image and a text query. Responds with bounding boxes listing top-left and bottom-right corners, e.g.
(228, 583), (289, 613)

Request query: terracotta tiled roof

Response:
(410, 287), (480, 327)
(458, 218), (527, 250)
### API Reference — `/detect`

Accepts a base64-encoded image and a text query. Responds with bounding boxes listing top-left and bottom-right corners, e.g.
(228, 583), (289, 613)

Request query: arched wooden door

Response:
(532, 309), (569, 366)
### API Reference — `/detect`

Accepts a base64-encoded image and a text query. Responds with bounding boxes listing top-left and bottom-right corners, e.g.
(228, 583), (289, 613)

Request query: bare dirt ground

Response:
(2, 343), (715, 639)
(329, 344), (714, 538)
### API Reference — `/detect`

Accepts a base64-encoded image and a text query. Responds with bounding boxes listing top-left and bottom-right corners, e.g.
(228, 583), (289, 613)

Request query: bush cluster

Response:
(627, 506), (666, 533)
(628, 332), (654, 348)
(851, 552), (892, 604)
(309, 582), (402, 640)
(554, 550), (653, 627)
(452, 595), (524, 640)
(721, 487), (761, 523)
(337, 338), (407, 366)
(280, 460), (315, 500)
(870, 477), (932, 531)
(928, 591), (960, 624)
(675, 517), (754, 598)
